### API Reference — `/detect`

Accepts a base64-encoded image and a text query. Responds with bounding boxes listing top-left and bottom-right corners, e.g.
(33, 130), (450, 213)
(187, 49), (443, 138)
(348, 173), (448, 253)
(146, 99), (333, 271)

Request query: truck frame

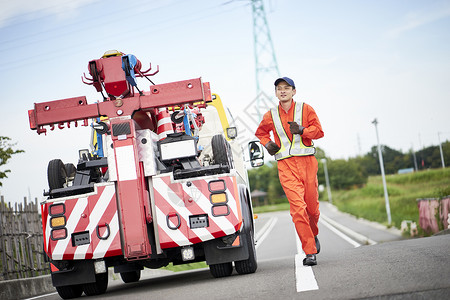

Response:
(28, 50), (258, 299)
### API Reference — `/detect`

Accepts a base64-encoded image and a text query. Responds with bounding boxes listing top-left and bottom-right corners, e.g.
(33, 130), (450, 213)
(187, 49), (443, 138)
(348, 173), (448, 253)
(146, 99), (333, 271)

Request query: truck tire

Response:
(209, 261), (233, 278)
(47, 159), (67, 190)
(120, 270), (141, 283)
(235, 203), (257, 275)
(55, 284), (83, 299)
(82, 272), (108, 296)
(211, 134), (234, 168)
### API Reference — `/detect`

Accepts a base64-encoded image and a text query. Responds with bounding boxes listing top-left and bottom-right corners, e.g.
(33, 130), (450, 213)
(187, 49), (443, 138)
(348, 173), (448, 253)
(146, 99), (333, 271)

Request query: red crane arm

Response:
(28, 78), (212, 135)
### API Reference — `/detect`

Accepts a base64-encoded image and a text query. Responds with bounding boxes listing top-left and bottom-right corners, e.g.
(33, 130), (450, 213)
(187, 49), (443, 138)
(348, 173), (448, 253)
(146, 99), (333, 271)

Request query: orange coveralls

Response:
(255, 101), (324, 254)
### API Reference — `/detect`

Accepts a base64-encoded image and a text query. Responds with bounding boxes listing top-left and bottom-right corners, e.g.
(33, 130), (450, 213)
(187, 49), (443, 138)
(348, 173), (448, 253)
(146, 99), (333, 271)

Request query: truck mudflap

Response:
(151, 172), (243, 249)
(42, 182), (122, 260)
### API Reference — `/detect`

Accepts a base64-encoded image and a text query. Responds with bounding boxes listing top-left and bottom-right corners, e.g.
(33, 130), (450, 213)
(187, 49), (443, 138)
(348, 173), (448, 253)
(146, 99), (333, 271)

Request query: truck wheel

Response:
(235, 204), (258, 275)
(234, 227), (257, 274)
(83, 272), (108, 296)
(211, 135), (234, 168)
(55, 284), (83, 299)
(209, 262), (233, 278)
(120, 270), (141, 283)
(47, 159), (67, 190)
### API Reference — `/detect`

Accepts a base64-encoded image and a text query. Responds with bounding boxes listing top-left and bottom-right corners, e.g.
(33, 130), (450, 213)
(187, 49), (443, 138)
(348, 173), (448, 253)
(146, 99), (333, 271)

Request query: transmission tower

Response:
(251, 0), (280, 120)
(232, 0), (281, 145)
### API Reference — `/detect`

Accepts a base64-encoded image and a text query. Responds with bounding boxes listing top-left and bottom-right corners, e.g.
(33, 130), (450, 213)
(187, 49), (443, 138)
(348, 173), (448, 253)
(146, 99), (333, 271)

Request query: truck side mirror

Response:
(248, 141), (264, 167)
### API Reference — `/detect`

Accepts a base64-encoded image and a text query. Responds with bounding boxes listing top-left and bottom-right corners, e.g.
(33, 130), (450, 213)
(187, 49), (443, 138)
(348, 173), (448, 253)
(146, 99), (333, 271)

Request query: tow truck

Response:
(28, 50), (264, 299)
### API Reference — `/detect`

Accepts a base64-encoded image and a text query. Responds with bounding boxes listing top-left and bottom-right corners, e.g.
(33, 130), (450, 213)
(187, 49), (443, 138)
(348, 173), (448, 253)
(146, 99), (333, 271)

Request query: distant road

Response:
(29, 210), (450, 300)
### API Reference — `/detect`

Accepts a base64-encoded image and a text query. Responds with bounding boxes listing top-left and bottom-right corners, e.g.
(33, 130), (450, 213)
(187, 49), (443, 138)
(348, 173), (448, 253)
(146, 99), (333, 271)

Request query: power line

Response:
(0, 0), (184, 51)
(0, 1), (248, 72)
(0, 0), (99, 29)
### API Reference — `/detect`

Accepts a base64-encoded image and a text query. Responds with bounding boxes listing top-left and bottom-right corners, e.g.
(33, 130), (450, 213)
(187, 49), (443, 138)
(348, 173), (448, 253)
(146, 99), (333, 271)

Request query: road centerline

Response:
(295, 233), (319, 292)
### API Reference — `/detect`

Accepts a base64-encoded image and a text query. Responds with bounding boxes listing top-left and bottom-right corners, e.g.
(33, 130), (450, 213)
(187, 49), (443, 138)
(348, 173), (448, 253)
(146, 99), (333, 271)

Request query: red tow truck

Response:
(28, 50), (264, 299)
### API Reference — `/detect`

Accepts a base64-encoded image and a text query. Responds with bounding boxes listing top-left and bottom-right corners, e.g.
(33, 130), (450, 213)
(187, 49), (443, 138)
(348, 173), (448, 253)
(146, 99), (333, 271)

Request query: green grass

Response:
(324, 168), (450, 231)
(253, 202), (290, 214)
(161, 262), (208, 272)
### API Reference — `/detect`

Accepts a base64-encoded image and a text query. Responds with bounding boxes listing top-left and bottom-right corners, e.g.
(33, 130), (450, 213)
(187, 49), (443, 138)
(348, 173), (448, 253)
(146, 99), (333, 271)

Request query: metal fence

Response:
(0, 196), (49, 280)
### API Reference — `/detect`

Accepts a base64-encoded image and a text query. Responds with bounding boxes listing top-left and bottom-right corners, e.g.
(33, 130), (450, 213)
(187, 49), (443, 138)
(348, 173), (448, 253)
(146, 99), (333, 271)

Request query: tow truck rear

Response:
(28, 50), (264, 299)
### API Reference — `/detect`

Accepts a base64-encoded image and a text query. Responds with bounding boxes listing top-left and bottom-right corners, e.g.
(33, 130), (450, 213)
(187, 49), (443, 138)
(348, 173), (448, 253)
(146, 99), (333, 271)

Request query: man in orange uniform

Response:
(255, 77), (324, 266)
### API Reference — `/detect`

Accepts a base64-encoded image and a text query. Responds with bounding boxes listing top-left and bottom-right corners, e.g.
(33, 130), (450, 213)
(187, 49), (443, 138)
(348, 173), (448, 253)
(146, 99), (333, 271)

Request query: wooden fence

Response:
(0, 196), (49, 280)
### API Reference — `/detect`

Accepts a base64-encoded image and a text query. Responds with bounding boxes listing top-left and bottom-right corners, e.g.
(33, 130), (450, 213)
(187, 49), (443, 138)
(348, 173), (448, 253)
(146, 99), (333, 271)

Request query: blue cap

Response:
(274, 77), (295, 89)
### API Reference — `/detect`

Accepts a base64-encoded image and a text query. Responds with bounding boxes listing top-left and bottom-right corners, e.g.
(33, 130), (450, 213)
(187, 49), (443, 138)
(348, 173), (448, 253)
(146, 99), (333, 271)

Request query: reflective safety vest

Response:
(270, 102), (316, 161)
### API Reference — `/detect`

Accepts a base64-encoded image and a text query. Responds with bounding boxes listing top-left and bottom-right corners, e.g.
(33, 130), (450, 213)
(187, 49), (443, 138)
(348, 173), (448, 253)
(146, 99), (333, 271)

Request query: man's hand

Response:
(288, 121), (305, 135)
(265, 141), (280, 156)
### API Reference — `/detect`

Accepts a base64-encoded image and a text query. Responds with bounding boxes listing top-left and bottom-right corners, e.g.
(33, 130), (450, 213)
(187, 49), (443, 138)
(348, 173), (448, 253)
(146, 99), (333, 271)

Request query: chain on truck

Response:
(27, 50), (266, 299)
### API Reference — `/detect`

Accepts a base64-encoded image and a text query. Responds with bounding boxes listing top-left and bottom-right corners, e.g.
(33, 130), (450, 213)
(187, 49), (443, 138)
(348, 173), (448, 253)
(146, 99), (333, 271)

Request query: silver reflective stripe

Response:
(271, 102), (315, 161)
(271, 108), (291, 160)
(291, 147), (316, 155)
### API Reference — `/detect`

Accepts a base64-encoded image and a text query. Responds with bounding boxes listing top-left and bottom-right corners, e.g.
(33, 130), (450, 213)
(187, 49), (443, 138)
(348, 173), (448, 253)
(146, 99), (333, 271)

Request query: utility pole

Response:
(438, 132), (445, 168)
(251, 0), (280, 120)
(321, 158), (332, 203)
(412, 148), (418, 171)
(372, 118), (392, 225)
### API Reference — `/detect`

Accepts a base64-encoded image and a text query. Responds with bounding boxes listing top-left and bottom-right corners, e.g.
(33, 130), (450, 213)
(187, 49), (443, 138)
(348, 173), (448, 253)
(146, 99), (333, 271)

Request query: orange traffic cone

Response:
(156, 108), (174, 140)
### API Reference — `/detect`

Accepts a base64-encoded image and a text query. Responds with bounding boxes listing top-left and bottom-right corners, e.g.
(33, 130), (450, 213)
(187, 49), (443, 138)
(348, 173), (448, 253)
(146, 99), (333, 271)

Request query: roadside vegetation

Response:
(322, 168), (450, 230)
(251, 167), (450, 235)
(248, 141), (450, 236)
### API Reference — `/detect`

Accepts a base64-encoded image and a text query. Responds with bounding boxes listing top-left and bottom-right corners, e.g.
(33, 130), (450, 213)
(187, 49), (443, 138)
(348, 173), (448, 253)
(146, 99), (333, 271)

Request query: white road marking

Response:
(23, 292), (58, 300)
(294, 234), (319, 292)
(255, 216), (278, 250)
(319, 217), (362, 248)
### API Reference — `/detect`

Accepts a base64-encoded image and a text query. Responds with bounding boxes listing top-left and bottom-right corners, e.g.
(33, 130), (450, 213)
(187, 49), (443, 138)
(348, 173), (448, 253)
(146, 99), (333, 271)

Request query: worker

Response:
(255, 77), (324, 266)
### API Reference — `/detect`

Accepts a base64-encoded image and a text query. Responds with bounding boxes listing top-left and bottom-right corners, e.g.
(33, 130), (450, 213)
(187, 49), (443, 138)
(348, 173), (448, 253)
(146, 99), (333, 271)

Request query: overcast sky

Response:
(1, 0), (449, 205)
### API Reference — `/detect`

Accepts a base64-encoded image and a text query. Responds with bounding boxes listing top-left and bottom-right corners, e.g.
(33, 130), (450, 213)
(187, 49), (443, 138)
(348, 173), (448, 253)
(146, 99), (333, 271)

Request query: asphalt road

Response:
(28, 209), (450, 300)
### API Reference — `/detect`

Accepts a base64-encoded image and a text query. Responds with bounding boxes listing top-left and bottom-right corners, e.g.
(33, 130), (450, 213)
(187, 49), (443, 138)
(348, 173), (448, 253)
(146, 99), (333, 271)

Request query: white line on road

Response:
(295, 233), (319, 292)
(255, 216), (278, 250)
(320, 214), (377, 246)
(24, 292), (58, 300)
(319, 217), (362, 248)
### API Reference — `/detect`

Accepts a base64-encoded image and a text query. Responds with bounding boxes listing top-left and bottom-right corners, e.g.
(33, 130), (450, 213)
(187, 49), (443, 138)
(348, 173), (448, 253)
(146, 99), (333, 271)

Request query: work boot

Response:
(315, 236), (320, 254)
(303, 254), (317, 266)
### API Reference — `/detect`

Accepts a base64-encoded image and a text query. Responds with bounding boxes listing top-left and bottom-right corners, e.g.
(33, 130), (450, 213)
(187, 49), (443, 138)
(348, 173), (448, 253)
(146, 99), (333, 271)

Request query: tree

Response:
(248, 161), (284, 204)
(359, 145), (414, 176)
(328, 159), (368, 190)
(0, 136), (24, 186)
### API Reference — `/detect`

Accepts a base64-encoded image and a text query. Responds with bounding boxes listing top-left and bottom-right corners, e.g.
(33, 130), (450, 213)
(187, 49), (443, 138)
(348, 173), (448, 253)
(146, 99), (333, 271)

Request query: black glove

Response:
(265, 141), (280, 156)
(288, 121), (305, 135)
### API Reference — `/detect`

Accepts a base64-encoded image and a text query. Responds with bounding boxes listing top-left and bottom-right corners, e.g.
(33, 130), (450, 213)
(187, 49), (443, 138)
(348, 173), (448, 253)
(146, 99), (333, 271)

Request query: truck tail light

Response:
(51, 216), (66, 228)
(208, 180), (225, 192)
(212, 204), (230, 217)
(49, 203), (67, 240)
(49, 203), (65, 215)
(51, 228), (67, 240)
(210, 193), (227, 204)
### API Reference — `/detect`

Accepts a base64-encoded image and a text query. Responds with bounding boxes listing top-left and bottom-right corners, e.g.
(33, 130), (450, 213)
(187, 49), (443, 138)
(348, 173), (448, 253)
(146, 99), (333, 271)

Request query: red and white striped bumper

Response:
(151, 173), (243, 249)
(42, 183), (122, 261)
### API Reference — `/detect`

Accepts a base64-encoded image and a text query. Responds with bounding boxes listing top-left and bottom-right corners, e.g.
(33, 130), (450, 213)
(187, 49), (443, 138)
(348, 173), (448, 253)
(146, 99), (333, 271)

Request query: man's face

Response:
(275, 81), (296, 103)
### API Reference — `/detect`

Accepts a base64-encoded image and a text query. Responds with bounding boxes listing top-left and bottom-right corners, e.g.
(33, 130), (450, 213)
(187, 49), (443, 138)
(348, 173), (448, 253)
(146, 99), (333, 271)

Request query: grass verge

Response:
(324, 168), (450, 233)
